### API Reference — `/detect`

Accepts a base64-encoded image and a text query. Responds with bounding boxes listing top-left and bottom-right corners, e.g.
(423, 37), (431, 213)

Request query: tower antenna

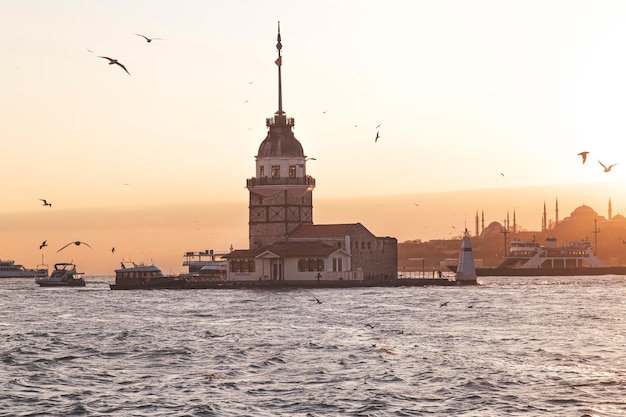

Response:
(275, 21), (284, 115)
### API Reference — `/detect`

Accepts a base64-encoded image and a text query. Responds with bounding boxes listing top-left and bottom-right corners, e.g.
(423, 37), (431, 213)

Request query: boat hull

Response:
(0, 270), (48, 278)
(474, 266), (626, 277)
(36, 280), (86, 287)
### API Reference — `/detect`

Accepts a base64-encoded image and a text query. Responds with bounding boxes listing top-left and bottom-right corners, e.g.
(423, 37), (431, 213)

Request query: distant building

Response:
(224, 24), (397, 282)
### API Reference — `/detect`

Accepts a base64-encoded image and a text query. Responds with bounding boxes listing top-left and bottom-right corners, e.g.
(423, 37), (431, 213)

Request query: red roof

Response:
(223, 241), (344, 259)
(288, 223), (359, 238)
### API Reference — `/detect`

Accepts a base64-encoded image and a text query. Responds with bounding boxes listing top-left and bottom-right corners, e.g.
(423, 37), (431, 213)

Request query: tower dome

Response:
(257, 114), (304, 157)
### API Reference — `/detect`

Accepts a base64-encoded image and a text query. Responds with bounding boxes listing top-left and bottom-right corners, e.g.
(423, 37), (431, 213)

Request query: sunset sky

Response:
(2, 1), (626, 275)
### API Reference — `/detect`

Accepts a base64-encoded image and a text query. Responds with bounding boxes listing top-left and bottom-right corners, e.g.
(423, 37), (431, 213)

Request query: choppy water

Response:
(1, 275), (625, 417)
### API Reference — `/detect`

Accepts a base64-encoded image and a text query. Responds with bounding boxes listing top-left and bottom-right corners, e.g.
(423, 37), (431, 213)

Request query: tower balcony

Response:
(246, 175), (315, 196)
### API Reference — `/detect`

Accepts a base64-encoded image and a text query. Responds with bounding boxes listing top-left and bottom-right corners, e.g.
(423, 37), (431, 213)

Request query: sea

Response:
(1, 275), (625, 417)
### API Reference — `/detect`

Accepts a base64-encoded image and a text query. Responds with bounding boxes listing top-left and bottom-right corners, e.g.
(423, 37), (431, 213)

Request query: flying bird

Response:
(439, 301), (449, 307)
(39, 240), (47, 250)
(598, 160), (618, 172)
(57, 241), (93, 252)
(375, 131), (380, 143)
(111, 247), (116, 253)
(39, 199), (52, 207)
(577, 151), (589, 164)
(375, 123), (381, 129)
(135, 33), (163, 43)
(97, 56), (130, 75)
(313, 297), (322, 304)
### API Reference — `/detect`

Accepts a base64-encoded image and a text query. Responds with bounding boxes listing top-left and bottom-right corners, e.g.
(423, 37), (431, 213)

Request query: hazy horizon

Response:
(2, 181), (622, 275)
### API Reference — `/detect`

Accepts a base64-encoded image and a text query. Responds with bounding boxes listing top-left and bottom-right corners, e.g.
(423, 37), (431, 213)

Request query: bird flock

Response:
(577, 151), (618, 173)
(90, 33), (164, 76)
(37, 199), (115, 255)
(33, 33), (167, 257)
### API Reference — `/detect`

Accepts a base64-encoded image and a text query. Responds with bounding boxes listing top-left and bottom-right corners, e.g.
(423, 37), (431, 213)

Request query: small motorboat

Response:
(36, 263), (86, 287)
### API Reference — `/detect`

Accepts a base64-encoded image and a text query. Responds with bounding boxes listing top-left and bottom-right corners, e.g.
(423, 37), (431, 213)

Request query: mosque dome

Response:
(570, 205), (598, 218)
(481, 221), (503, 237)
(257, 115), (304, 157)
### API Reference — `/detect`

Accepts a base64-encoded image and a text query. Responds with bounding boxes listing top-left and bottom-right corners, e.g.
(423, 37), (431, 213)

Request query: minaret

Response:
(608, 198), (613, 220)
(555, 198), (559, 225)
(246, 22), (315, 249)
(474, 211), (479, 237)
(513, 209), (517, 233)
(542, 201), (547, 231)
(481, 210), (485, 234)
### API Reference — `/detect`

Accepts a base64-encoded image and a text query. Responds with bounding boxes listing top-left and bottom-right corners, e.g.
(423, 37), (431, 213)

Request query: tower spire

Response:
(275, 21), (284, 115)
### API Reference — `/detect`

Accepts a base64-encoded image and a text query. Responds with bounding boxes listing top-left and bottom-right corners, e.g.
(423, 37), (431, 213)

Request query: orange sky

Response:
(1, 181), (622, 275)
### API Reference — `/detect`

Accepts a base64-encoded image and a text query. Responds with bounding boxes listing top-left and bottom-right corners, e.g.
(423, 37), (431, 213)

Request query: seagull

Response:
(97, 56), (130, 75)
(577, 151), (589, 164)
(111, 247), (116, 253)
(598, 160), (618, 172)
(135, 33), (163, 43)
(57, 241), (93, 252)
(39, 199), (52, 207)
(39, 240), (47, 250)
(439, 301), (449, 307)
(375, 131), (380, 143)
(313, 297), (322, 304)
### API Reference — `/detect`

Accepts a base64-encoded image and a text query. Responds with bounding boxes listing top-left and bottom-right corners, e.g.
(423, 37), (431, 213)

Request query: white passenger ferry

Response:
(0, 259), (48, 278)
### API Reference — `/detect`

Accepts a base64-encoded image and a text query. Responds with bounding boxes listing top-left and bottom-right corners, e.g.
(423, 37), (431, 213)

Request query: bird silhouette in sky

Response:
(577, 151), (589, 164)
(97, 56), (130, 75)
(440, 301), (449, 307)
(39, 240), (47, 250)
(57, 241), (93, 252)
(135, 33), (164, 43)
(375, 131), (380, 142)
(111, 247), (116, 253)
(39, 199), (52, 207)
(598, 160), (618, 172)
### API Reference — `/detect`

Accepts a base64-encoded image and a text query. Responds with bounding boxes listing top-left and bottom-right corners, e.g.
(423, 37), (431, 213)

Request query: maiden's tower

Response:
(224, 24), (398, 284)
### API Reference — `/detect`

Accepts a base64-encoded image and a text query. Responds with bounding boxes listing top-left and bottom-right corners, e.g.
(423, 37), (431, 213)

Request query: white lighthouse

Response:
(456, 228), (477, 284)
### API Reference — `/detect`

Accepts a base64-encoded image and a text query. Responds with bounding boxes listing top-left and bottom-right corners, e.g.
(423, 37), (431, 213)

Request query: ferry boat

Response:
(182, 250), (227, 279)
(452, 237), (626, 276)
(110, 261), (191, 290)
(0, 259), (48, 278)
(36, 263), (85, 287)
